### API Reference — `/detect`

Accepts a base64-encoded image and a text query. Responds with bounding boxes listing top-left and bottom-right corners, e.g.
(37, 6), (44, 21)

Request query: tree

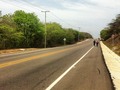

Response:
(64, 28), (75, 44)
(100, 28), (111, 40)
(109, 14), (120, 34)
(47, 22), (65, 47)
(79, 32), (93, 40)
(100, 14), (120, 41)
(0, 10), (93, 49)
(13, 10), (44, 47)
(0, 14), (24, 49)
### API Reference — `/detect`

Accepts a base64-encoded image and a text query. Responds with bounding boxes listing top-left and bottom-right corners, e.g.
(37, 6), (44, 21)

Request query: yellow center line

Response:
(0, 47), (75, 69)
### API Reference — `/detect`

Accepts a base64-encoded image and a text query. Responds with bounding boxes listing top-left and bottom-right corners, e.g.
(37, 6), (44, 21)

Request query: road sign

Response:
(63, 38), (66, 45)
(63, 38), (66, 41)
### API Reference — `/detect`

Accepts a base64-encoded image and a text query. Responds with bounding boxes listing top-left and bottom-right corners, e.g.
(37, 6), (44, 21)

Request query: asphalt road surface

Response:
(0, 39), (114, 90)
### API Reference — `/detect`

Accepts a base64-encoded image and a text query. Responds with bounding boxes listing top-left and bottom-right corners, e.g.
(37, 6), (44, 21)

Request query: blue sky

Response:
(0, 0), (120, 38)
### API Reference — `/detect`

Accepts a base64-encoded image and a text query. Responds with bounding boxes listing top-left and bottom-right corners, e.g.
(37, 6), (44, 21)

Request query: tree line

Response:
(100, 14), (120, 40)
(0, 10), (92, 49)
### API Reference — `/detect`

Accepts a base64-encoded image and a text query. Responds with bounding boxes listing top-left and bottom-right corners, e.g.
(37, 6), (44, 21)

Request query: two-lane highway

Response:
(0, 39), (114, 90)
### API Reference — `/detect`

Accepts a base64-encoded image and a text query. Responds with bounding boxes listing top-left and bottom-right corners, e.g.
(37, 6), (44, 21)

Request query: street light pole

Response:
(41, 11), (50, 48)
(0, 11), (1, 16)
(0, 10), (2, 22)
(78, 27), (80, 42)
(0, 10), (2, 19)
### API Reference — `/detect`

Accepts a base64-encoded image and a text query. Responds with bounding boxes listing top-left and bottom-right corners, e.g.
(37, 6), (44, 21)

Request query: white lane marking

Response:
(46, 46), (94, 90)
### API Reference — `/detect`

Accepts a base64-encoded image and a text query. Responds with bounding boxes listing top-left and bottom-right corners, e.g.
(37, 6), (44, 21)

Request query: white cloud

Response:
(89, 0), (120, 8)
(0, 0), (120, 38)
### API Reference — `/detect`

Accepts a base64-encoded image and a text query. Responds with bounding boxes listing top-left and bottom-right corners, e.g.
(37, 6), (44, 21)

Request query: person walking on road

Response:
(96, 41), (99, 47)
(93, 40), (96, 46)
(93, 39), (99, 47)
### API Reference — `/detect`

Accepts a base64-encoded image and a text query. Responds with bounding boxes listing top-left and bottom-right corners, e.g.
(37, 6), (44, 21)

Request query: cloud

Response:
(89, 0), (120, 8)
(0, 0), (120, 38)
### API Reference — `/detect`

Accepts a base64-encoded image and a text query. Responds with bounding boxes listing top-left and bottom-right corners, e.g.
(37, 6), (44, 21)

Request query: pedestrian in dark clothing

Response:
(93, 40), (96, 46)
(96, 41), (99, 47)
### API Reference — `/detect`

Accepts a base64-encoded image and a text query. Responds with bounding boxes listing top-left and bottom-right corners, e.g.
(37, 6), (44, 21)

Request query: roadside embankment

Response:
(100, 42), (120, 90)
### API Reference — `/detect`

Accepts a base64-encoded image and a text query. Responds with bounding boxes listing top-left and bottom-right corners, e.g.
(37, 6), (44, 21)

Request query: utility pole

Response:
(78, 27), (80, 42)
(0, 11), (1, 16)
(0, 10), (2, 22)
(41, 11), (50, 48)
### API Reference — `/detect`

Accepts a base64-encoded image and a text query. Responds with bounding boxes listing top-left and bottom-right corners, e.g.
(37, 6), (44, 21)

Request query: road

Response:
(0, 39), (114, 90)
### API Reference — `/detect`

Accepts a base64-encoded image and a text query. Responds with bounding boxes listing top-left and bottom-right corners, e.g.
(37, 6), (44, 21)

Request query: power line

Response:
(50, 12), (78, 29)
(13, 0), (50, 21)
(17, 0), (78, 29)
(0, 0), (35, 12)
(0, 0), (44, 20)
(1, 0), (79, 29)
(18, 0), (46, 11)
(0, 11), (2, 16)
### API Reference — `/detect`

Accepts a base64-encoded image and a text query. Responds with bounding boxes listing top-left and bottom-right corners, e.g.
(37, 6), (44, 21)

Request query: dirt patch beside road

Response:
(0, 48), (38, 55)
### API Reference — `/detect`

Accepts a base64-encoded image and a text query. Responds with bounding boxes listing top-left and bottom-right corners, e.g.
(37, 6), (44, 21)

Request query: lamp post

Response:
(78, 27), (80, 42)
(63, 38), (66, 45)
(0, 10), (2, 22)
(41, 11), (50, 48)
(0, 10), (1, 16)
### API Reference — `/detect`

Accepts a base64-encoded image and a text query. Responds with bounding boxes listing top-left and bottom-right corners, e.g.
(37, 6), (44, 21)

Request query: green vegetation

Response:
(100, 14), (120, 40)
(0, 10), (92, 49)
(100, 14), (120, 56)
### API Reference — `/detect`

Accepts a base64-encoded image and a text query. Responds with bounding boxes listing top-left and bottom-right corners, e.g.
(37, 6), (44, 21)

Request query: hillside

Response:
(100, 14), (120, 56)
(103, 34), (120, 56)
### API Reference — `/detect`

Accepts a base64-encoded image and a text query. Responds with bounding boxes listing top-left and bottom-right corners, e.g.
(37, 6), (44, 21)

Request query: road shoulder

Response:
(51, 46), (113, 90)
(100, 42), (120, 90)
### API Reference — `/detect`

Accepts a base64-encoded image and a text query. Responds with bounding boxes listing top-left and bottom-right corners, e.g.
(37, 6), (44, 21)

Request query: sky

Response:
(0, 0), (120, 38)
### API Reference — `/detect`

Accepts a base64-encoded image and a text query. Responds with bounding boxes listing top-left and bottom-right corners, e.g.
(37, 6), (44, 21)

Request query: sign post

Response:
(63, 38), (66, 45)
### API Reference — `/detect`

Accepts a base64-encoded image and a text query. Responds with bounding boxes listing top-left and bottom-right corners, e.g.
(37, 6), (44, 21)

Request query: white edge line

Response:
(46, 46), (94, 90)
